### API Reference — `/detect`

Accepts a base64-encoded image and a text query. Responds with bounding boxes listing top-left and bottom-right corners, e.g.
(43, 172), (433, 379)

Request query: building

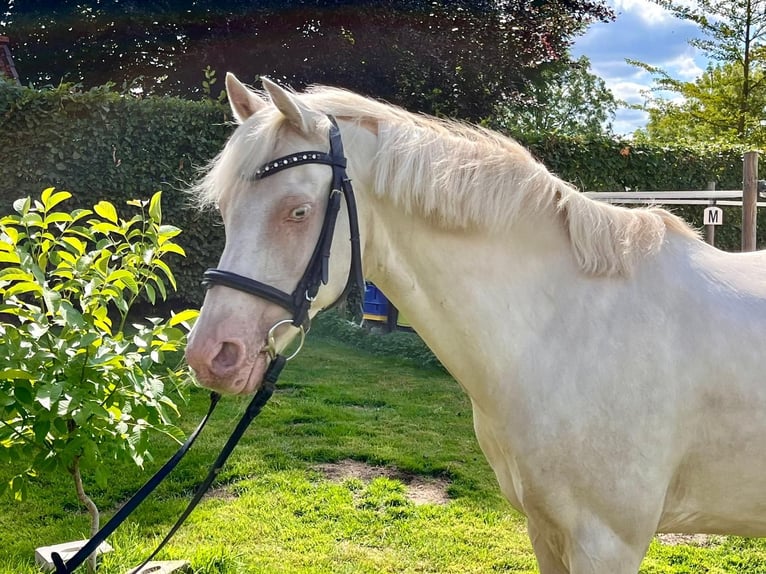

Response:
(0, 36), (19, 82)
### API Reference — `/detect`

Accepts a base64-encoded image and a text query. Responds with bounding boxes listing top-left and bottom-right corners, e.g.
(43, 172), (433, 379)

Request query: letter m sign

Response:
(704, 206), (723, 226)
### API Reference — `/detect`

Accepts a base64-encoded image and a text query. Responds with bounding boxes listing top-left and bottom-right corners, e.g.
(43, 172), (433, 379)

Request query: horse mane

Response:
(196, 84), (701, 277)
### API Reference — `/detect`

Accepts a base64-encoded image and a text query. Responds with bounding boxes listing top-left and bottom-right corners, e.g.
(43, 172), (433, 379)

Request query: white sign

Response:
(704, 206), (723, 226)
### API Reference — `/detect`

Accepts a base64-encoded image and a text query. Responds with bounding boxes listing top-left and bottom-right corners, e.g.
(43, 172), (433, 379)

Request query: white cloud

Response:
(612, 0), (699, 25)
(665, 51), (704, 79)
(609, 79), (652, 105)
(612, 0), (675, 25)
(571, 0), (708, 135)
(613, 109), (650, 135)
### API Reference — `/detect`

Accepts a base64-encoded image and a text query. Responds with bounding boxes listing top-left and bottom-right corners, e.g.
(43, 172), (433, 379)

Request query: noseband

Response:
(201, 115), (365, 335)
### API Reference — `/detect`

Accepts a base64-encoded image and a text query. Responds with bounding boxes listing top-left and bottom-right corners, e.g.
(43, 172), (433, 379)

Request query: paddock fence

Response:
(583, 151), (763, 251)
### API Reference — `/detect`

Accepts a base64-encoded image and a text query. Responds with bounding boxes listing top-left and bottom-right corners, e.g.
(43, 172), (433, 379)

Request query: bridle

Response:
(52, 114), (365, 573)
(201, 114), (365, 350)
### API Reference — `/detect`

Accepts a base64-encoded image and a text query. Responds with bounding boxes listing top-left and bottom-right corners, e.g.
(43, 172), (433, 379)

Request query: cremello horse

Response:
(185, 74), (766, 573)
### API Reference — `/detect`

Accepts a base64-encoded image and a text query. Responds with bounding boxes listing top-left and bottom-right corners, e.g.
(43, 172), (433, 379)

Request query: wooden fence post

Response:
(705, 181), (716, 247)
(742, 151), (758, 252)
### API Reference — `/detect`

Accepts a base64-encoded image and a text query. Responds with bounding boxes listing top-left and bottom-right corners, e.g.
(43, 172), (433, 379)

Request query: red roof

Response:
(0, 36), (19, 81)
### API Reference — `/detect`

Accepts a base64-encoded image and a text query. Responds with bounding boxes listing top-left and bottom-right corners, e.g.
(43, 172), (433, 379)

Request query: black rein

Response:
(52, 114), (363, 573)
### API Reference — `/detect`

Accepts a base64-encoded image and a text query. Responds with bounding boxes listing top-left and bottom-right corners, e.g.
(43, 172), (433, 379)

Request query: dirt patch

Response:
(314, 459), (451, 506)
(656, 533), (717, 547)
(205, 485), (238, 501)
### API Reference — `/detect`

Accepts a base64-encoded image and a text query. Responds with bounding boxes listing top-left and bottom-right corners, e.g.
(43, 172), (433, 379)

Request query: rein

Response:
(52, 115), (363, 573)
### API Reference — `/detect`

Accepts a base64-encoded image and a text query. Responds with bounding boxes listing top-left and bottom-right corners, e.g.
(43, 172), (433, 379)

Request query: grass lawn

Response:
(1, 337), (765, 573)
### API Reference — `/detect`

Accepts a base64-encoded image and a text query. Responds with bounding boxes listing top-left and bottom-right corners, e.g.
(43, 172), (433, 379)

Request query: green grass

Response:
(1, 337), (765, 573)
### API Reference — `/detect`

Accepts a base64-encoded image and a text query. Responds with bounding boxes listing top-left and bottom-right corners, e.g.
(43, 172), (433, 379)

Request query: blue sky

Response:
(571, 0), (709, 135)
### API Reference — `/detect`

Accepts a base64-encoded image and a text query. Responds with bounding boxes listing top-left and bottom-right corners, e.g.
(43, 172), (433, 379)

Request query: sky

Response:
(571, 0), (708, 135)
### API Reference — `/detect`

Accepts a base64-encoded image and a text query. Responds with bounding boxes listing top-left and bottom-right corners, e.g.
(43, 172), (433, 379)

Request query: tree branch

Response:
(70, 456), (100, 574)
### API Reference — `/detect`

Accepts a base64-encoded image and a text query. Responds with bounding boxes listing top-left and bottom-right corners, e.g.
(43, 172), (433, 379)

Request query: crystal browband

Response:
(252, 151), (341, 180)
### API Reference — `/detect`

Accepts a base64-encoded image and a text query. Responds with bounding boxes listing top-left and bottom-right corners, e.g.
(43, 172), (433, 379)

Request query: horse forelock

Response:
(193, 84), (700, 276)
(190, 107), (290, 210)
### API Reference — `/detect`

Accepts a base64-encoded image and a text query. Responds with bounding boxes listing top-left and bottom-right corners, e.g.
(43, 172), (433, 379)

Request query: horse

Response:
(185, 74), (766, 573)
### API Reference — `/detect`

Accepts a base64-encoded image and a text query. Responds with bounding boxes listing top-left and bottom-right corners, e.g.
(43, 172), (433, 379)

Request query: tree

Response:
(493, 55), (618, 136)
(0, 1), (614, 121)
(0, 189), (196, 572)
(633, 58), (766, 146)
(632, 0), (766, 145)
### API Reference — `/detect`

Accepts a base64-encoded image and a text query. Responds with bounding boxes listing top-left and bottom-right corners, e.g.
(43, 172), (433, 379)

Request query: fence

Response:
(583, 151), (763, 251)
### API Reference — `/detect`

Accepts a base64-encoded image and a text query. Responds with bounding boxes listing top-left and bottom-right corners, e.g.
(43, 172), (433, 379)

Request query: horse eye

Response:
(289, 205), (311, 220)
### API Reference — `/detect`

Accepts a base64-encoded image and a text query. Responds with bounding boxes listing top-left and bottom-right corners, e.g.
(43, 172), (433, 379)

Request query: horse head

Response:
(186, 74), (369, 395)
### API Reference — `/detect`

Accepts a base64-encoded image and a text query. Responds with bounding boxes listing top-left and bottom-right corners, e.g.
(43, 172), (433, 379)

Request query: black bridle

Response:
(201, 114), (364, 331)
(52, 115), (364, 573)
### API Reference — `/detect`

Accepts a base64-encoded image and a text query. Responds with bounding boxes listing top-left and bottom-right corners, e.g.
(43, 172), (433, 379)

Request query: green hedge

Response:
(0, 79), (233, 305)
(519, 134), (761, 251)
(310, 310), (443, 369)
(0, 80), (760, 305)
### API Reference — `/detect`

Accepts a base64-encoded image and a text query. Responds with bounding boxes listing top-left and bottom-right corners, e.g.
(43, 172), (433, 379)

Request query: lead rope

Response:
(51, 355), (287, 574)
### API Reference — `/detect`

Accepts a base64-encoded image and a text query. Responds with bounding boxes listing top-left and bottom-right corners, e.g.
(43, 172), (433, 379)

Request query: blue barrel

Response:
(363, 282), (389, 321)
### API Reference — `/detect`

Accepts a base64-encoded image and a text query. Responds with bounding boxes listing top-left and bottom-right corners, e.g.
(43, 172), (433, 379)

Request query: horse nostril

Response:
(211, 340), (245, 376)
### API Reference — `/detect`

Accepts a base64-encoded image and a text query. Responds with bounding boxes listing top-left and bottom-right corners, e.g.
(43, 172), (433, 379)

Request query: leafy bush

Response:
(0, 78), (232, 305)
(0, 189), (198, 569)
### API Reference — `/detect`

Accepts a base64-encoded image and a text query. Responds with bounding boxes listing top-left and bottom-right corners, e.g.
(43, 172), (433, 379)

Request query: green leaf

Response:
(153, 276), (168, 300)
(0, 369), (35, 380)
(59, 300), (85, 328)
(168, 309), (199, 327)
(70, 208), (93, 223)
(6, 282), (43, 297)
(90, 221), (121, 235)
(41, 189), (72, 211)
(94, 465), (108, 489)
(0, 252), (21, 264)
(14, 385), (34, 406)
(157, 243), (186, 257)
(107, 269), (139, 293)
(11, 476), (27, 501)
(52, 418), (68, 434)
(94, 201), (119, 224)
(144, 282), (156, 305)
(21, 212), (44, 227)
(153, 260), (177, 290)
(44, 212), (73, 226)
(0, 269), (34, 282)
(42, 287), (61, 315)
(33, 419), (50, 442)
(148, 191), (162, 223)
(61, 236), (86, 255)
(12, 197), (31, 216)
(37, 381), (64, 409)
(158, 225), (182, 240)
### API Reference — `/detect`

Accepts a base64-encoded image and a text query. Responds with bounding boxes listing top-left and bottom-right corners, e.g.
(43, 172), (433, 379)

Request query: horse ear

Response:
(261, 77), (318, 133)
(225, 73), (267, 123)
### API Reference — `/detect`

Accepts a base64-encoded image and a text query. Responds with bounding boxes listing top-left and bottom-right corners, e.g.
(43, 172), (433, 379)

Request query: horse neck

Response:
(358, 189), (577, 407)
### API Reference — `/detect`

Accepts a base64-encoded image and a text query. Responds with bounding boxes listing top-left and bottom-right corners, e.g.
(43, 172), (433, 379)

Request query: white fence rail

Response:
(579, 150), (761, 250)
(582, 190), (766, 207)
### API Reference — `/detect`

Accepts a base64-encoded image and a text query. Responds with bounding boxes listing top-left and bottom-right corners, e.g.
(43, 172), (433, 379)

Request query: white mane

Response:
(195, 85), (700, 276)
